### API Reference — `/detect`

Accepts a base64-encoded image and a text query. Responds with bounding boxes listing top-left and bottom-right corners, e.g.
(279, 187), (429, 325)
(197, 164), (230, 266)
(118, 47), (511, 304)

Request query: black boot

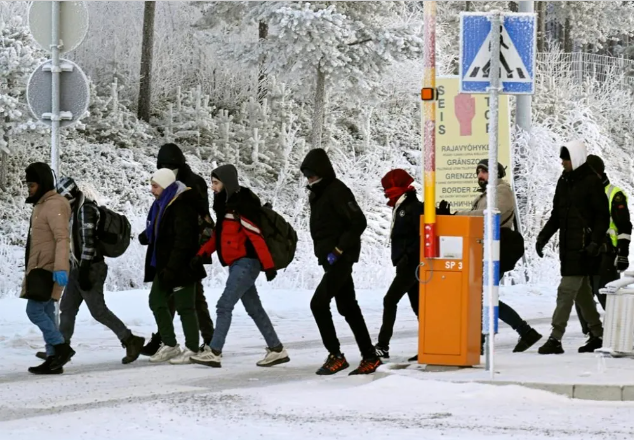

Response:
(538, 337), (564, 355)
(578, 336), (602, 353)
(49, 343), (75, 370)
(408, 354), (418, 362)
(122, 334), (146, 364)
(140, 332), (162, 357)
(28, 357), (63, 375)
(513, 328), (543, 353)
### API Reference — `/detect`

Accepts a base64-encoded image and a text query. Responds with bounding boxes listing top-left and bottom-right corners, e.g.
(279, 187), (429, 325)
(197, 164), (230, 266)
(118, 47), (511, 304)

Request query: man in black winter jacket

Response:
(301, 148), (381, 376)
(576, 155), (632, 336)
(536, 140), (609, 355)
(142, 143), (215, 356)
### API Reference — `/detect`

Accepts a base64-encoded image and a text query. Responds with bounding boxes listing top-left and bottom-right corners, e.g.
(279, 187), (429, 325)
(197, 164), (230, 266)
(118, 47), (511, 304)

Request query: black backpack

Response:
(259, 203), (298, 270)
(96, 206), (132, 258)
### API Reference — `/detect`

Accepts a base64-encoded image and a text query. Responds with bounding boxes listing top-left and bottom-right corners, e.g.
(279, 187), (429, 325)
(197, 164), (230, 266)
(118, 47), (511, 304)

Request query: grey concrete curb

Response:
(373, 367), (634, 401)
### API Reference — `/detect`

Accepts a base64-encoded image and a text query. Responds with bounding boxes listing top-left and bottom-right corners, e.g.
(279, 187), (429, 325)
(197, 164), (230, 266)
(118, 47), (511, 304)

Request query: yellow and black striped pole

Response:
(422, 1), (437, 258)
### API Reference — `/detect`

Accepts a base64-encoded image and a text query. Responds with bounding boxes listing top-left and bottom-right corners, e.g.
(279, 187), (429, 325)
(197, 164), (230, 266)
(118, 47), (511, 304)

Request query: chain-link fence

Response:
(537, 52), (634, 88)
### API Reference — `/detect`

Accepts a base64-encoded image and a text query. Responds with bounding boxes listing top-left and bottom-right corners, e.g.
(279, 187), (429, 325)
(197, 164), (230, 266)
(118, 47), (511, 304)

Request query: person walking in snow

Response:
(452, 159), (542, 353)
(576, 155), (631, 336)
(374, 169), (424, 362)
(53, 177), (145, 365)
(22, 162), (75, 374)
(300, 148), (381, 376)
(536, 141), (608, 355)
(139, 169), (206, 364)
(189, 165), (289, 368)
(141, 143), (215, 356)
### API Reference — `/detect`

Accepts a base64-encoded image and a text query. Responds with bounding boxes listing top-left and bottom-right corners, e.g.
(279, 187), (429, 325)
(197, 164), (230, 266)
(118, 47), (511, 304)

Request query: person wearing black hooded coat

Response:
(141, 143), (215, 356)
(536, 140), (608, 355)
(300, 148), (381, 376)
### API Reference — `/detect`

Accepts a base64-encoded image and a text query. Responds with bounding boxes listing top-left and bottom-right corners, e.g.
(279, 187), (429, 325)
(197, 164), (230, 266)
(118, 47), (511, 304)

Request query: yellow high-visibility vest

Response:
(606, 184), (628, 247)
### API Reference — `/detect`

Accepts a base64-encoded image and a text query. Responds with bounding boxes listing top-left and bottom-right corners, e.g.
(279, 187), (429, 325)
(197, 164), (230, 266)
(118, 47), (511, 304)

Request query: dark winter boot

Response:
(374, 345), (390, 359)
(35, 351), (47, 361)
(140, 332), (162, 357)
(122, 334), (146, 364)
(513, 328), (543, 353)
(578, 336), (603, 353)
(316, 353), (349, 375)
(28, 357), (63, 375)
(538, 337), (564, 355)
(349, 356), (382, 375)
(408, 354), (418, 362)
(49, 343), (75, 370)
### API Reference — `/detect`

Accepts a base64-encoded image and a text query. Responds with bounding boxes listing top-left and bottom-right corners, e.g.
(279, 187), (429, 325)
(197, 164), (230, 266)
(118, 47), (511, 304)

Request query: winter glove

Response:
(396, 255), (410, 273)
(437, 200), (452, 216)
(138, 232), (149, 246)
(327, 248), (343, 266)
(78, 261), (93, 291)
(190, 255), (207, 270)
(53, 270), (68, 287)
(615, 255), (629, 272)
(159, 269), (177, 289)
(584, 242), (601, 257)
(265, 269), (277, 282)
(535, 237), (547, 258)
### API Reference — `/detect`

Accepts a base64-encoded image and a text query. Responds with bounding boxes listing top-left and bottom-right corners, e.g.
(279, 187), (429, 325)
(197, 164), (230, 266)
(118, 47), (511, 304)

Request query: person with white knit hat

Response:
(138, 169), (207, 364)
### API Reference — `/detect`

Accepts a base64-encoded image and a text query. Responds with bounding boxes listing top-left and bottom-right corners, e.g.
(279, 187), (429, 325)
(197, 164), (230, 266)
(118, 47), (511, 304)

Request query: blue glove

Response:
(327, 248), (343, 266)
(53, 270), (68, 287)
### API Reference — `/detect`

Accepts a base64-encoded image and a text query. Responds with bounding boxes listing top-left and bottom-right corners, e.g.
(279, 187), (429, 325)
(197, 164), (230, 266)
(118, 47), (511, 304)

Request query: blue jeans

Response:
(211, 258), (282, 352)
(26, 299), (65, 356)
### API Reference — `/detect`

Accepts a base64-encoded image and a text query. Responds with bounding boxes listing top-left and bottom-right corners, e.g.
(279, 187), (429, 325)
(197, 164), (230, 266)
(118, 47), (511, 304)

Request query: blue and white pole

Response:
(483, 210), (500, 375)
(483, 10), (502, 378)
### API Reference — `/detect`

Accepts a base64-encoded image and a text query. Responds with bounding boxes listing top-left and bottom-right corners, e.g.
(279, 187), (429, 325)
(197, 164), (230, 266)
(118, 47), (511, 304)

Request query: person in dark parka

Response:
(300, 148), (381, 376)
(141, 143), (215, 356)
(374, 169), (423, 361)
(536, 140), (609, 355)
(139, 169), (206, 364)
(576, 154), (632, 336)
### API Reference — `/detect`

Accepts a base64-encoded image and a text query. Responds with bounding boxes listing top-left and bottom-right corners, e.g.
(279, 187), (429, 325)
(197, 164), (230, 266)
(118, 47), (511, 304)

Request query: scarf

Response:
(145, 182), (180, 267)
(385, 185), (415, 207)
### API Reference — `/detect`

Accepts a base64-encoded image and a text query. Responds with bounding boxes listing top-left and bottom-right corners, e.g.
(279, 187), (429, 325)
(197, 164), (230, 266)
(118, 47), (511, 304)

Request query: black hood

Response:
(25, 162), (55, 204)
(157, 143), (186, 169)
(212, 164), (240, 201)
(300, 148), (336, 182)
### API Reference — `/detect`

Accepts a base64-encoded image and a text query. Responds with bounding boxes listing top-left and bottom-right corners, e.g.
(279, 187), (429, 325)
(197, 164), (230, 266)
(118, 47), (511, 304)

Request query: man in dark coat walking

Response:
(301, 148), (381, 376)
(576, 155), (631, 336)
(139, 169), (206, 364)
(142, 143), (215, 356)
(536, 140), (609, 354)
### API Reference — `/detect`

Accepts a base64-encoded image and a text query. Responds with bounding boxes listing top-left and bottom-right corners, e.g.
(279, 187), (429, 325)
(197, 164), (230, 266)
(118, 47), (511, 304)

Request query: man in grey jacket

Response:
(453, 159), (542, 352)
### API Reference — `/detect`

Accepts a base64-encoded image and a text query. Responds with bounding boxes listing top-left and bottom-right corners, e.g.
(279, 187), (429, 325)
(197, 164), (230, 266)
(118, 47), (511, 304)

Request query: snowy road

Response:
(1, 286), (634, 439)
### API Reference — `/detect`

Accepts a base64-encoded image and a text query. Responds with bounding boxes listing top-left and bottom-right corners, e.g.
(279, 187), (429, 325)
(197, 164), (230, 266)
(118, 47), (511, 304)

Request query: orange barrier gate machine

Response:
(418, 215), (483, 367)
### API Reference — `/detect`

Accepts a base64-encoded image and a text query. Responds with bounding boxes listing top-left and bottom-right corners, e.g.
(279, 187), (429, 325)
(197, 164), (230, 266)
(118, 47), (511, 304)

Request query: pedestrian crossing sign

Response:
(460, 12), (537, 95)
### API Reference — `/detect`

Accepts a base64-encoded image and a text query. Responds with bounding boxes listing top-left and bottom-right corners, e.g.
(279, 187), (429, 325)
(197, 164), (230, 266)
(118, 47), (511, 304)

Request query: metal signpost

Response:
(27, 1), (90, 325)
(460, 11), (536, 377)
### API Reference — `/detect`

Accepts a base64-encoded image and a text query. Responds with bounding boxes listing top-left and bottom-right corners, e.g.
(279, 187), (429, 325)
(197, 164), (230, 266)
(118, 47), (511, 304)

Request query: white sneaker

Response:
(149, 343), (181, 363)
(169, 347), (196, 365)
(198, 344), (212, 354)
(191, 348), (222, 368)
(256, 347), (290, 367)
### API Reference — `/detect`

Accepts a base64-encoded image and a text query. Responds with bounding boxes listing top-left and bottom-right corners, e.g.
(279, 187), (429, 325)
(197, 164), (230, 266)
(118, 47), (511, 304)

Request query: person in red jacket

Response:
(190, 164), (289, 368)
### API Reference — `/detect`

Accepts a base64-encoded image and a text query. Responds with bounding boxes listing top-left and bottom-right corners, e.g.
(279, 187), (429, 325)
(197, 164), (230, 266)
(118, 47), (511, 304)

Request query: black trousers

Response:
(311, 259), (375, 359)
(377, 262), (419, 349)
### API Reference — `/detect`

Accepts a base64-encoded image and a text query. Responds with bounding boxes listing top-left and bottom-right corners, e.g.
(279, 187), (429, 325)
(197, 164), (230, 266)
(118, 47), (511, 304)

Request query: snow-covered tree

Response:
(0, 16), (46, 189)
(196, 1), (423, 148)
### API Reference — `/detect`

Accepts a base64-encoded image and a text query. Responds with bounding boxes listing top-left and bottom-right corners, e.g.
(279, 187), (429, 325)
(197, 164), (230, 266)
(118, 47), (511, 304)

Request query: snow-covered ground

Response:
(1, 284), (634, 439)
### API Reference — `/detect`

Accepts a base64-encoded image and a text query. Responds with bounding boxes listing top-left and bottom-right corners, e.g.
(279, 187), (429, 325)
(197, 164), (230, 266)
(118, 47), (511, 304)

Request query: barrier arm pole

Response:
(484, 11), (502, 378)
(423, 1), (438, 258)
(51, 1), (62, 327)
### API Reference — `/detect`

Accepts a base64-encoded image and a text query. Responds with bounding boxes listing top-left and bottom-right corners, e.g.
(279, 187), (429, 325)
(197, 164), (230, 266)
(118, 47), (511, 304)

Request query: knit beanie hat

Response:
(151, 168), (176, 189)
(475, 159), (506, 179)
